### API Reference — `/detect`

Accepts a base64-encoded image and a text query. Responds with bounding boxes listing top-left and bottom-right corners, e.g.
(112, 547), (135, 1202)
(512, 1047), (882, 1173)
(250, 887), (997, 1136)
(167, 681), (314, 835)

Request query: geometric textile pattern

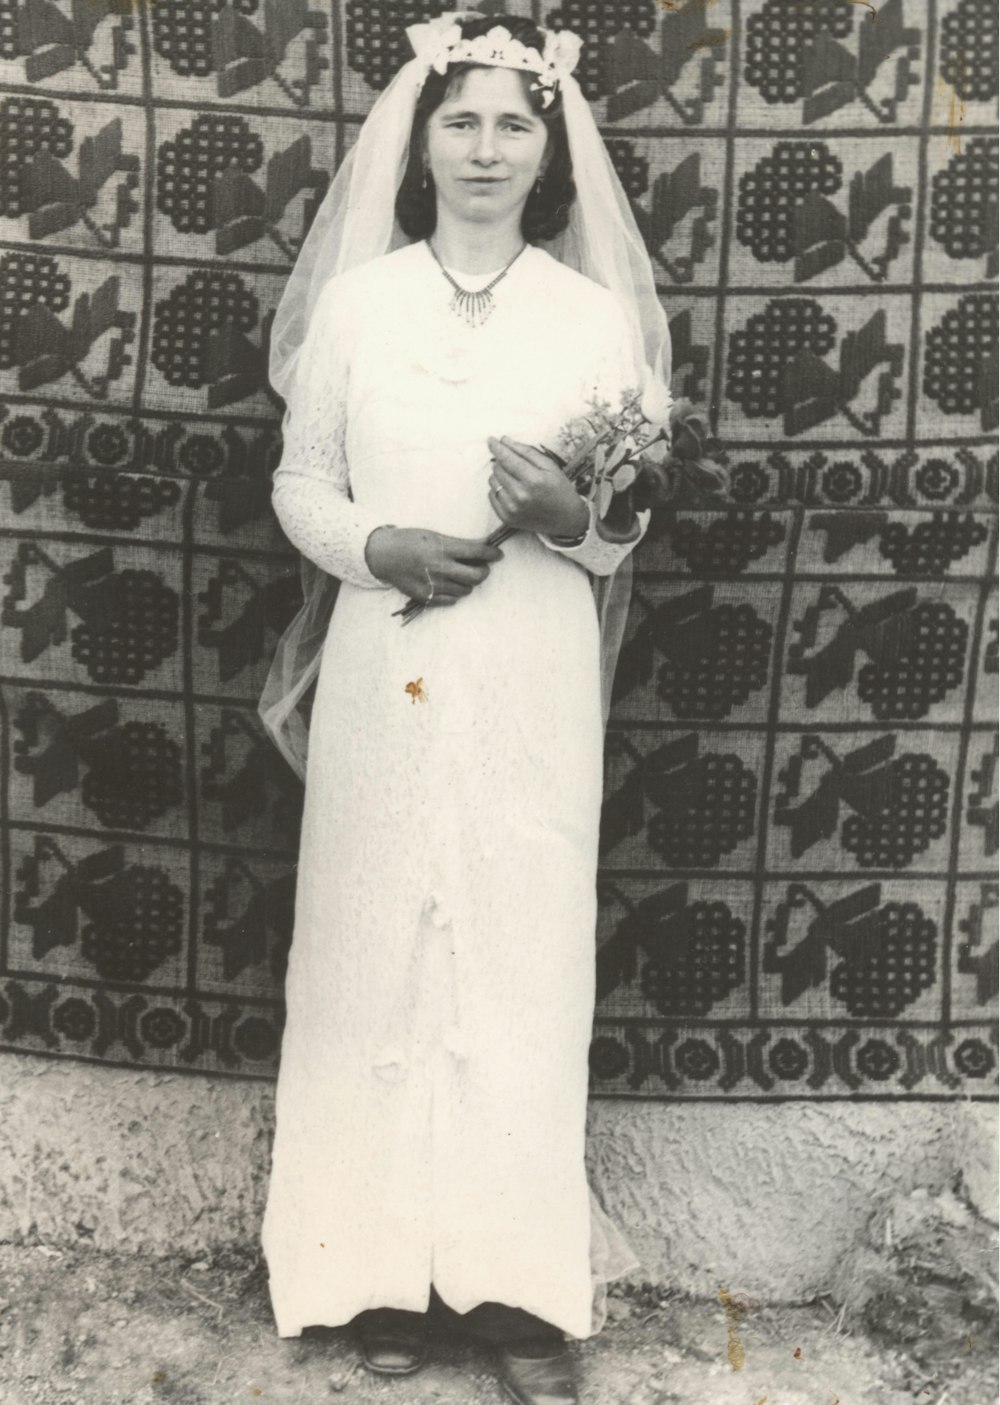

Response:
(0, 0), (996, 1099)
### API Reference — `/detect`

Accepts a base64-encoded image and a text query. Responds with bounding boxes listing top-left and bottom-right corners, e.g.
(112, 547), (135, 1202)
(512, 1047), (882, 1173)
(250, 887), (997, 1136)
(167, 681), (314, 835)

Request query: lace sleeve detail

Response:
(271, 277), (391, 591)
(539, 291), (649, 577)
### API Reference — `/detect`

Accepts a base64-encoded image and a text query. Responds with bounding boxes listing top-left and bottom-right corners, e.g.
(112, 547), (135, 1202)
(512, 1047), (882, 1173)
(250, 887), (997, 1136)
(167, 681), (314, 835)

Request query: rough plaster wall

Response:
(585, 1099), (998, 1301)
(0, 1058), (273, 1257)
(1, 1053), (995, 1303)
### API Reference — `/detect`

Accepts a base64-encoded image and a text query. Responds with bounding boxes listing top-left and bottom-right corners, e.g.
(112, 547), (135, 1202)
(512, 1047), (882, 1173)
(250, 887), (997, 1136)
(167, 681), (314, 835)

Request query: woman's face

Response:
(423, 66), (550, 231)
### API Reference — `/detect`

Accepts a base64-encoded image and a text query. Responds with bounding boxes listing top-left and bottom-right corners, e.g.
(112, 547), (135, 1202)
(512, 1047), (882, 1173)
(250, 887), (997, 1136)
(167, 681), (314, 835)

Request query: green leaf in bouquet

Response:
(597, 478), (615, 517)
(636, 459), (678, 507)
(639, 438), (669, 465)
(676, 460), (728, 501)
(670, 419), (706, 460)
(691, 459), (729, 490)
(604, 439), (630, 473)
(612, 462), (637, 492)
(652, 471), (678, 504)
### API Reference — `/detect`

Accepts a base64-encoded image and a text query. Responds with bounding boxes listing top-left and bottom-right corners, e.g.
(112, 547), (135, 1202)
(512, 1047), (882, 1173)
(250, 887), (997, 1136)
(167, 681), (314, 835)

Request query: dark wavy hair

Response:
(395, 13), (576, 244)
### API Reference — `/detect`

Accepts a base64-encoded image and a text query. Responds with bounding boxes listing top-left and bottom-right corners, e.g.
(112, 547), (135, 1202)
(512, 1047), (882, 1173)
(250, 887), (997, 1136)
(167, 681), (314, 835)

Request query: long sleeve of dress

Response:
(271, 279), (392, 591)
(537, 292), (652, 577)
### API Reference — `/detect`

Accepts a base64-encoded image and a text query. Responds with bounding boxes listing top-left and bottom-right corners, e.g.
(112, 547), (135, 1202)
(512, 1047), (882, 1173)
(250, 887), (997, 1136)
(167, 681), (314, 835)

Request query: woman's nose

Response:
(472, 125), (498, 163)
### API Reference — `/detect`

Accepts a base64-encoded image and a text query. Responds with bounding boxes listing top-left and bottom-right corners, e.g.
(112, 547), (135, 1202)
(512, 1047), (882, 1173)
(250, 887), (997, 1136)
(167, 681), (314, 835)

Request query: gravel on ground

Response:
(0, 1239), (995, 1405)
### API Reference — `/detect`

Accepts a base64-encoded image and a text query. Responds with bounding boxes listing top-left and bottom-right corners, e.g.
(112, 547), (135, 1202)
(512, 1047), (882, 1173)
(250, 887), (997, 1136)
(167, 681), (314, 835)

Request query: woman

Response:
(258, 14), (671, 1405)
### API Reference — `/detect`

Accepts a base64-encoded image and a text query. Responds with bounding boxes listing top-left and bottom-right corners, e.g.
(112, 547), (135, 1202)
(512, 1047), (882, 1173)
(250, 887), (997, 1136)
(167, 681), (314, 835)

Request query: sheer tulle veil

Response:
(259, 12), (672, 782)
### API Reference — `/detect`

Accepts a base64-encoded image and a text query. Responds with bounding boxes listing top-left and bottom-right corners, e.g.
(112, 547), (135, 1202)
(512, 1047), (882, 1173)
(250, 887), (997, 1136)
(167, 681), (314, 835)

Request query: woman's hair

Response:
(395, 13), (576, 243)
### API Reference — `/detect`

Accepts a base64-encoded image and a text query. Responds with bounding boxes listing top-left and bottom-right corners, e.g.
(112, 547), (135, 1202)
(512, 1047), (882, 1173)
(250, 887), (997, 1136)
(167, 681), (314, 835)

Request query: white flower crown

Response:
(406, 12), (583, 108)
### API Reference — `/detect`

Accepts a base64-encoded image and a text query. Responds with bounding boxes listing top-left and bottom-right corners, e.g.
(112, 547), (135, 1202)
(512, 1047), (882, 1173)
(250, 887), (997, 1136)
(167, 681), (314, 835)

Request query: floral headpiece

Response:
(406, 11), (583, 108)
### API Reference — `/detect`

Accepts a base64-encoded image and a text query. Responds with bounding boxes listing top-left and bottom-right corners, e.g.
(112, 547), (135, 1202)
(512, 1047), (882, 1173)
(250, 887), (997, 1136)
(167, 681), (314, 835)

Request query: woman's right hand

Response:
(364, 526), (503, 605)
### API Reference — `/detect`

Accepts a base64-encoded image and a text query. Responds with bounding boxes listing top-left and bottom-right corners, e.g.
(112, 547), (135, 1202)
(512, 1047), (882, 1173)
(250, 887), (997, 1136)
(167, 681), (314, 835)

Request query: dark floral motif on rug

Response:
(0, 0), (996, 1099)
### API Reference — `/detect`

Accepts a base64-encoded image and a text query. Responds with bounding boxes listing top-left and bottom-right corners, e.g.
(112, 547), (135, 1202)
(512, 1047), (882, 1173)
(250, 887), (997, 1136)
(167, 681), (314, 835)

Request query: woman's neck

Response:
(428, 214), (526, 274)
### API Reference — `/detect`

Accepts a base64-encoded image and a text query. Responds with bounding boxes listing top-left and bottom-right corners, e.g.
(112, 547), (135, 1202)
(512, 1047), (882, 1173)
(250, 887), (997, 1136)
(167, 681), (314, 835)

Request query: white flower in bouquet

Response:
(639, 366), (674, 428)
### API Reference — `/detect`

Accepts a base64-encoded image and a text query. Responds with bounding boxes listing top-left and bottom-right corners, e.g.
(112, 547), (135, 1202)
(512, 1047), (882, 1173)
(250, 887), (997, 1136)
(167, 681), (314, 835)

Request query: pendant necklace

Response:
(426, 238), (527, 328)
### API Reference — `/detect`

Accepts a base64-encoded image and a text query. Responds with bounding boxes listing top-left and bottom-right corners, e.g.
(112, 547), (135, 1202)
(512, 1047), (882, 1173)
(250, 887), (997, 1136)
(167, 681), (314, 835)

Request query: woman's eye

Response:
(443, 120), (530, 133)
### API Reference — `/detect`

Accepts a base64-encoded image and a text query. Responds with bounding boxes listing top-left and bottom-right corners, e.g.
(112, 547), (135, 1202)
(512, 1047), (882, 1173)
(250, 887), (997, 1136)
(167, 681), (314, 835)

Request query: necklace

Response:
(426, 239), (527, 327)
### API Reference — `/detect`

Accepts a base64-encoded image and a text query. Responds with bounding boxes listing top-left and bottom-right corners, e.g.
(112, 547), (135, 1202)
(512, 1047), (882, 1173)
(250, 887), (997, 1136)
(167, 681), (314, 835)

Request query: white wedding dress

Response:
(261, 240), (646, 1341)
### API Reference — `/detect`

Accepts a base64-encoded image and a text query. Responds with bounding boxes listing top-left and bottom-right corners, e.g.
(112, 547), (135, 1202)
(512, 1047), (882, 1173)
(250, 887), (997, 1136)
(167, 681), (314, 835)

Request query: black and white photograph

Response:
(0, 3), (997, 1403)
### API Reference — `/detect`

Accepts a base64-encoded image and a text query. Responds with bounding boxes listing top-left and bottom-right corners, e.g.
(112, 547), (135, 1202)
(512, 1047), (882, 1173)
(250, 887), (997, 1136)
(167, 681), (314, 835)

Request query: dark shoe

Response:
(357, 1307), (430, 1375)
(496, 1341), (579, 1405)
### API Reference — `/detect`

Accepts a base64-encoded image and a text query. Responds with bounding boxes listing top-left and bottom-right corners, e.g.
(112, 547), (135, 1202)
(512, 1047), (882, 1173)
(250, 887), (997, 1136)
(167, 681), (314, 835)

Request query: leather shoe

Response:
(357, 1307), (430, 1375)
(496, 1342), (579, 1405)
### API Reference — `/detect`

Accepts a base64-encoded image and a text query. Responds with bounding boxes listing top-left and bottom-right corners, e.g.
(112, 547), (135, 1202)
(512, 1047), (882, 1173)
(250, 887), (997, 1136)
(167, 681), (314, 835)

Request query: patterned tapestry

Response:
(0, 0), (996, 1099)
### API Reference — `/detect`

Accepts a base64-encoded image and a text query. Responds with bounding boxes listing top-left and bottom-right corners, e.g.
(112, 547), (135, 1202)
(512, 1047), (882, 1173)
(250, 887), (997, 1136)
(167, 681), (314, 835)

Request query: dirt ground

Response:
(0, 1240), (995, 1405)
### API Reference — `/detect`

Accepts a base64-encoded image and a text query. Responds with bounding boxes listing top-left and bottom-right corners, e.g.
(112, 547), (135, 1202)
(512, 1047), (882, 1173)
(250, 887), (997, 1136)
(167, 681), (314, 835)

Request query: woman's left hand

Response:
(487, 436), (591, 539)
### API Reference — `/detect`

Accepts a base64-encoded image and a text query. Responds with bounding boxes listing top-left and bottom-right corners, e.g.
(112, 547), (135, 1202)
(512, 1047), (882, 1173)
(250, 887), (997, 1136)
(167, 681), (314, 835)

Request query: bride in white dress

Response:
(258, 14), (671, 1402)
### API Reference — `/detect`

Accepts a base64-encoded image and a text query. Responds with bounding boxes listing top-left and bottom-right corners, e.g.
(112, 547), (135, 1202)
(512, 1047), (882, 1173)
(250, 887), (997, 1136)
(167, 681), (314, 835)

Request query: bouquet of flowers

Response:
(393, 373), (729, 625)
